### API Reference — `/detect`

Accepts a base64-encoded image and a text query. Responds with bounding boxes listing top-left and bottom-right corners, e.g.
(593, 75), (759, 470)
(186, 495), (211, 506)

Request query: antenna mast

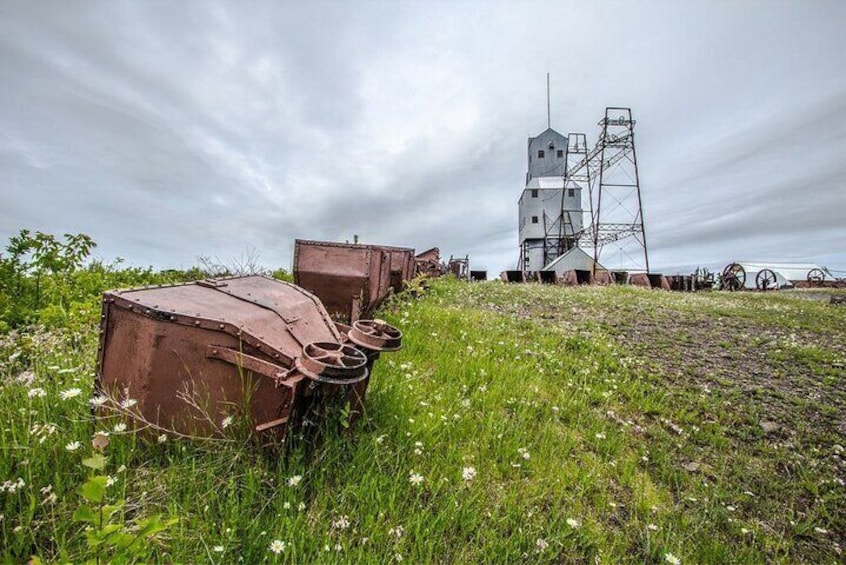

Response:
(546, 73), (551, 129)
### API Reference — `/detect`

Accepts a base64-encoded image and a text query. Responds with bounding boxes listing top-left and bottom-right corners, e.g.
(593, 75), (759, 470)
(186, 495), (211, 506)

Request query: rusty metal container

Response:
(470, 271), (487, 281)
(594, 271), (613, 285)
(501, 270), (525, 283)
(647, 274), (671, 291)
(96, 275), (401, 439)
(628, 273), (652, 288)
(373, 245), (416, 293)
(294, 240), (392, 322)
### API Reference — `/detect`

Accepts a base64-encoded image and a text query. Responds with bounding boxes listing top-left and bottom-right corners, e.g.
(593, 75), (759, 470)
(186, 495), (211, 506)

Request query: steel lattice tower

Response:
(581, 107), (649, 274)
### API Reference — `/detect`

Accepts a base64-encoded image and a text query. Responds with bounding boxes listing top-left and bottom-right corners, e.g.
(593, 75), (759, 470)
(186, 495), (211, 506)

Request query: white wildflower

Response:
(376, 434), (387, 444)
(157, 434), (167, 443)
(566, 518), (580, 528)
(221, 416), (234, 429)
(664, 552), (681, 564)
(89, 395), (108, 406)
(27, 388), (46, 398)
(462, 466), (477, 481)
(388, 525), (405, 538)
(59, 388), (82, 400)
(106, 475), (117, 487)
(331, 515), (350, 530)
(408, 472), (424, 486)
(535, 538), (548, 551)
(16, 370), (35, 384)
(647, 523), (659, 531)
(213, 545), (224, 553)
(517, 447), (530, 460)
(120, 398), (137, 409)
(595, 432), (607, 440)
(297, 502), (306, 511)
(268, 539), (286, 554)
(814, 527), (828, 534)
(65, 441), (81, 452)
(287, 475), (302, 487)
(113, 423), (127, 433)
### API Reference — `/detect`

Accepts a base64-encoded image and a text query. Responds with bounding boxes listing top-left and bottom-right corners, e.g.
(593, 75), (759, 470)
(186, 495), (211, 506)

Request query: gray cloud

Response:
(1, 0), (844, 275)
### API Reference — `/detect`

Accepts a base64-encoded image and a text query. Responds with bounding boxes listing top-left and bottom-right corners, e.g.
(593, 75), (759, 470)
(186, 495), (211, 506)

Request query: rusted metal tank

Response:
(294, 240), (392, 322)
(96, 275), (401, 440)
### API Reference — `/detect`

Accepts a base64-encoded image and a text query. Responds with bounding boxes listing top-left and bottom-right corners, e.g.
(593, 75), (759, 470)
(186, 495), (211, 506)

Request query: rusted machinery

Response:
(293, 240), (402, 322)
(447, 255), (469, 280)
(470, 270), (487, 281)
(415, 247), (445, 278)
(721, 263), (746, 291)
(96, 275), (402, 440)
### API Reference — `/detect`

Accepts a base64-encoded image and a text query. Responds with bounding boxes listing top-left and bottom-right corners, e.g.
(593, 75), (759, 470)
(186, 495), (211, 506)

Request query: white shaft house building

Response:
(518, 127), (584, 272)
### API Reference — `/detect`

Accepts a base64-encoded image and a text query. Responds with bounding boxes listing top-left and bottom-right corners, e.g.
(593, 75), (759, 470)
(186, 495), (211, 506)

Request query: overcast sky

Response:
(2, 1), (845, 275)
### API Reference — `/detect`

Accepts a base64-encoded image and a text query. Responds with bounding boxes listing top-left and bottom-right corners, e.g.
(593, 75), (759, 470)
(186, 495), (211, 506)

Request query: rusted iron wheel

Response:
(348, 319), (403, 352)
(296, 342), (368, 384)
(807, 268), (825, 287)
(722, 263), (746, 291)
(755, 269), (778, 291)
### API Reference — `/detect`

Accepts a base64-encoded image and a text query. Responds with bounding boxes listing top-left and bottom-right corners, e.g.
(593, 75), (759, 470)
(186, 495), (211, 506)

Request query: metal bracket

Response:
(197, 279), (229, 289)
(255, 416), (289, 432)
(206, 345), (295, 383)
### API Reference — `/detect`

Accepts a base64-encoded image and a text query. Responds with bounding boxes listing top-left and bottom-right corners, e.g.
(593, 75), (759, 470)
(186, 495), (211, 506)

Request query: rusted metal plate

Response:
(294, 240), (393, 322)
(96, 275), (401, 441)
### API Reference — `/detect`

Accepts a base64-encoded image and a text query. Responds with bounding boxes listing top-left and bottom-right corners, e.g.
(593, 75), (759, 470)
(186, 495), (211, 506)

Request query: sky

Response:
(1, 0), (845, 276)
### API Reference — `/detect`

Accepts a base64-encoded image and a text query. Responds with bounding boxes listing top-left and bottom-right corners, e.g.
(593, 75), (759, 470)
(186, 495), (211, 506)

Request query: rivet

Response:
(219, 324), (225, 329)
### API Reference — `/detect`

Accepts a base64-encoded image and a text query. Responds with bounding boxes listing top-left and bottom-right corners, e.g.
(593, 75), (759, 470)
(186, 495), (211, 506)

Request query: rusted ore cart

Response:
(96, 275), (401, 441)
(293, 239), (415, 322)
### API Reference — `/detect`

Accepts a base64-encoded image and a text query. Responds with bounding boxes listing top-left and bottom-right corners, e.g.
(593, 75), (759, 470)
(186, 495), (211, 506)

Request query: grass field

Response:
(1, 278), (844, 563)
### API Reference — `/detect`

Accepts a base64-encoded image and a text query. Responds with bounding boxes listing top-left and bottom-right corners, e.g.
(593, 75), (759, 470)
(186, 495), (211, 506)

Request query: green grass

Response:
(1, 279), (844, 563)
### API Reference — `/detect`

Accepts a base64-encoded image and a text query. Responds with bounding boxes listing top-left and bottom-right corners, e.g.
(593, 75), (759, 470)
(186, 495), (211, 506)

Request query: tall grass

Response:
(1, 278), (843, 562)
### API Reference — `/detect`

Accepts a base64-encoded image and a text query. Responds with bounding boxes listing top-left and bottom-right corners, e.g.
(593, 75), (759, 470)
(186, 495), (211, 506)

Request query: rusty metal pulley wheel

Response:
(722, 263), (745, 291)
(348, 319), (403, 352)
(295, 342), (368, 384)
(756, 269), (777, 291)
(807, 268), (825, 287)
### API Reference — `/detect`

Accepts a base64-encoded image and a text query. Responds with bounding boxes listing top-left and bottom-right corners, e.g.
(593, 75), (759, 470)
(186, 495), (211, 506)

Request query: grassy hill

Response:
(1, 276), (844, 563)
